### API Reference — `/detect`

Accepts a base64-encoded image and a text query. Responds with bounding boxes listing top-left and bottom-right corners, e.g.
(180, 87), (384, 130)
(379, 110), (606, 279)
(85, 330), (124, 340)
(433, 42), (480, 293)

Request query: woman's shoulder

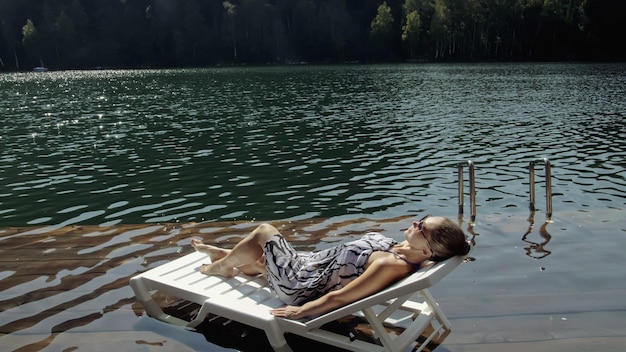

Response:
(367, 251), (414, 270)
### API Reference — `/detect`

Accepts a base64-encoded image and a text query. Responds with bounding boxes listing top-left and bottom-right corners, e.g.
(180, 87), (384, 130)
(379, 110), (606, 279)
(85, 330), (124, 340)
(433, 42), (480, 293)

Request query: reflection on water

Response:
(522, 211), (553, 259)
(1, 63), (625, 351)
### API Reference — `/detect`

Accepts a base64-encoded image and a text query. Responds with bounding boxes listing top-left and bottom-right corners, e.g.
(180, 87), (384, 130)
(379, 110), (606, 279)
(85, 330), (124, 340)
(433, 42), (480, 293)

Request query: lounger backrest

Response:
(297, 254), (465, 329)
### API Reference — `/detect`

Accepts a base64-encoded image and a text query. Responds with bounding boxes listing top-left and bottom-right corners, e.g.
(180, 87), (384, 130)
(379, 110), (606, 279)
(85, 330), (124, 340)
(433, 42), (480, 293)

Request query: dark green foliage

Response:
(0, 0), (622, 70)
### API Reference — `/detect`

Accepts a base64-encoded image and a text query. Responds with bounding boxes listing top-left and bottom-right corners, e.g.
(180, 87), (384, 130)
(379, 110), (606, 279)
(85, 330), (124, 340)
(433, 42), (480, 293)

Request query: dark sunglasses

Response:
(416, 214), (435, 255)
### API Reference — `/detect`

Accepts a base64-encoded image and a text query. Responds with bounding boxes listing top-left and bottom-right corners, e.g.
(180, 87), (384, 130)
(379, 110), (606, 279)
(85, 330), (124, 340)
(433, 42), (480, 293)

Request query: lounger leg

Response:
(362, 307), (400, 352)
(265, 320), (293, 352)
(187, 303), (212, 328)
(130, 276), (189, 326)
(420, 289), (452, 332)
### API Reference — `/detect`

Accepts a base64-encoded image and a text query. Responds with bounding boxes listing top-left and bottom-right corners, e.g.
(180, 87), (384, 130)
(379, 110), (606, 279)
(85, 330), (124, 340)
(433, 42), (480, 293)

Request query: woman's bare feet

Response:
(200, 260), (235, 278)
(191, 239), (236, 277)
(197, 259), (264, 277)
(198, 261), (235, 277)
(190, 225), (273, 277)
(190, 238), (229, 262)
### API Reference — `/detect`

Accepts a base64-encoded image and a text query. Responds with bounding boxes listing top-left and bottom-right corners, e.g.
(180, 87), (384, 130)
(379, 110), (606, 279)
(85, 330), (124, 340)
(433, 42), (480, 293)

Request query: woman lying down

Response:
(190, 215), (470, 319)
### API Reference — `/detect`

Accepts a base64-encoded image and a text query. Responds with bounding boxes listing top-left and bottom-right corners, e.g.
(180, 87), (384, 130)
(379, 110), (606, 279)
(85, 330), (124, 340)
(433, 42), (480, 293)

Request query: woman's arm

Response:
(270, 258), (409, 319)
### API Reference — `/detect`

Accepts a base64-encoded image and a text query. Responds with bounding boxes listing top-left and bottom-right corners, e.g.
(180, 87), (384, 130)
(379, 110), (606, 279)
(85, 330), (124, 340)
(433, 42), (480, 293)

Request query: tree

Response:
(319, 0), (351, 61)
(430, 0), (450, 59)
(0, 0), (622, 68)
(223, 1), (238, 60)
(292, 0), (320, 60)
(22, 18), (38, 59)
(53, 11), (76, 61)
(370, 1), (395, 55)
(541, 0), (565, 54)
(182, 0), (211, 64)
(402, 10), (420, 57)
(68, 0), (89, 44)
(0, 0), (23, 71)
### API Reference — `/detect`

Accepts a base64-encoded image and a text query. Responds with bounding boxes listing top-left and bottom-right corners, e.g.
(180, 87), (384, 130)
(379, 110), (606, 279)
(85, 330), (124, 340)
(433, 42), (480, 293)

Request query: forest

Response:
(0, 0), (623, 71)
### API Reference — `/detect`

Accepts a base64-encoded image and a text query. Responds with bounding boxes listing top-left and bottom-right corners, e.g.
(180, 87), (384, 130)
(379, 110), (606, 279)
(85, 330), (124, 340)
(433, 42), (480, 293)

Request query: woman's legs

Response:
(191, 239), (266, 276)
(191, 239), (229, 260)
(192, 223), (279, 277)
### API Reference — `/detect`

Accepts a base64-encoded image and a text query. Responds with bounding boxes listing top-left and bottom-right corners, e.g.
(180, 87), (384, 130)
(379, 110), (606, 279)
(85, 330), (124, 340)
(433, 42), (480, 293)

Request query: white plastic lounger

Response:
(130, 250), (464, 352)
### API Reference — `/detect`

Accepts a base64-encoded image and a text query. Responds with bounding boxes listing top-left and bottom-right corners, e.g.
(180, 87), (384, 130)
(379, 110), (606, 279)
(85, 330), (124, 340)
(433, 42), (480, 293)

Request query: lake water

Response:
(1, 63), (625, 351)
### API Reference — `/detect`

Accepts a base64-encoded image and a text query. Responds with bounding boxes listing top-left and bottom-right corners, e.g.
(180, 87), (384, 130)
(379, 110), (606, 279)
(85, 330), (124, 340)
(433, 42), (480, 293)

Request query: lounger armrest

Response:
(292, 255), (464, 330)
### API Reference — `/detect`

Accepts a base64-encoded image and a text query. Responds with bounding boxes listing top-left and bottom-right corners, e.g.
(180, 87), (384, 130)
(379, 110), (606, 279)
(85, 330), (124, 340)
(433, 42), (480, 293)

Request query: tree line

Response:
(0, 0), (623, 71)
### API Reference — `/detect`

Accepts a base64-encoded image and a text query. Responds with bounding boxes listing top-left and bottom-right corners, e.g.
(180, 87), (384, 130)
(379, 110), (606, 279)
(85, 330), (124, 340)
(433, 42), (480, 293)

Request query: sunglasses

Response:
(416, 214), (435, 257)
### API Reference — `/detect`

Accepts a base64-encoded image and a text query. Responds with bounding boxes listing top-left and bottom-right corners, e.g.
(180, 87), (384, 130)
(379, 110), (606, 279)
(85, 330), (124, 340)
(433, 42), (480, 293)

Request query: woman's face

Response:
(404, 215), (443, 255)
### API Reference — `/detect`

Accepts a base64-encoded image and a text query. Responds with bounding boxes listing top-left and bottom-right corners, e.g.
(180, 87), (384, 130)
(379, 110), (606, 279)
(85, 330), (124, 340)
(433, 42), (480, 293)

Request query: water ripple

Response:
(0, 64), (625, 228)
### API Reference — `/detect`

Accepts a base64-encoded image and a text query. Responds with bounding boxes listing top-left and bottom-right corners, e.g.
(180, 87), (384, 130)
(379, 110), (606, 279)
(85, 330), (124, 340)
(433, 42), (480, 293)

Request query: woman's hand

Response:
(270, 305), (305, 319)
(271, 256), (410, 319)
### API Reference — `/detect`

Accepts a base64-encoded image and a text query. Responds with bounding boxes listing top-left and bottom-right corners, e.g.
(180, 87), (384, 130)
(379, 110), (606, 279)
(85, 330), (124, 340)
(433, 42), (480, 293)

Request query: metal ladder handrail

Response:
(529, 158), (553, 221)
(458, 160), (476, 223)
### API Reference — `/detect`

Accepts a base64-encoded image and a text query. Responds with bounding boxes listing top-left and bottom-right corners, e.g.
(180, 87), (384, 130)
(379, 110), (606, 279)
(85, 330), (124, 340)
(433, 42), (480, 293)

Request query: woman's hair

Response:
(429, 217), (471, 262)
